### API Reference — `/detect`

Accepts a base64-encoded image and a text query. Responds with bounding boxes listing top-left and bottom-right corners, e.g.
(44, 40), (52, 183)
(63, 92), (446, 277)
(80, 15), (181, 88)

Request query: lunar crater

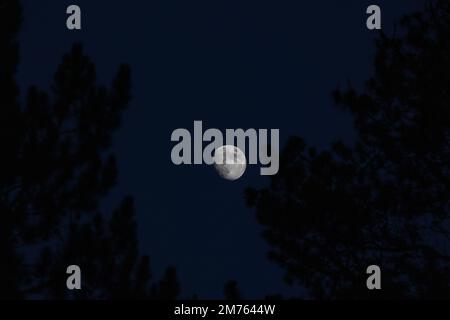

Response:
(213, 145), (247, 181)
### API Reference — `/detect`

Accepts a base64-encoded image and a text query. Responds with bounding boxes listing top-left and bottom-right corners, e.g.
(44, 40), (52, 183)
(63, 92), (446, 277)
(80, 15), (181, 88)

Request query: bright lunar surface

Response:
(214, 145), (247, 181)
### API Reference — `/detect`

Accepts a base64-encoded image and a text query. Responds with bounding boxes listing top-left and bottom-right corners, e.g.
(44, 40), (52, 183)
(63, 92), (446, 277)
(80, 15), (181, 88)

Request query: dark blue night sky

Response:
(18, 0), (425, 298)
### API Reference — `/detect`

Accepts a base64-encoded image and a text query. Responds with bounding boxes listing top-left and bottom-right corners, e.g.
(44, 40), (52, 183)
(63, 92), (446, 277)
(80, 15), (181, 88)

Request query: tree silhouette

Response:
(246, 0), (450, 299)
(0, 0), (180, 299)
(224, 280), (242, 300)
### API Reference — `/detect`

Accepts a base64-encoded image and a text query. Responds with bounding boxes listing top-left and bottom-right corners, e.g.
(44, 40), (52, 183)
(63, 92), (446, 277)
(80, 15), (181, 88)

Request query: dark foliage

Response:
(224, 280), (242, 300)
(246, 1), (450, 299)
(0, 0), (180, 299)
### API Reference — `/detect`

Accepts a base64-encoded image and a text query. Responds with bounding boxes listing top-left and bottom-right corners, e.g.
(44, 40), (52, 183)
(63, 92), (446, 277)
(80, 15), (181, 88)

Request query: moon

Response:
(214, 145), (247, 181)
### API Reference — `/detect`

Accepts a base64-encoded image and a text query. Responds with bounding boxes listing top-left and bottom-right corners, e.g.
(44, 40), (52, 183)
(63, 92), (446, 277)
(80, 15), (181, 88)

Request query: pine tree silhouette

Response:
(246, 0), (450, 299)
(0, 0), (180, 299)
(224, 280), (241, 300)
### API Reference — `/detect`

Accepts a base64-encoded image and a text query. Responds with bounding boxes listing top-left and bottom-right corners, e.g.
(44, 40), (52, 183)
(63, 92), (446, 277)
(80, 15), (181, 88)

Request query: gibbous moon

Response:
(214, 145), (247, 181)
